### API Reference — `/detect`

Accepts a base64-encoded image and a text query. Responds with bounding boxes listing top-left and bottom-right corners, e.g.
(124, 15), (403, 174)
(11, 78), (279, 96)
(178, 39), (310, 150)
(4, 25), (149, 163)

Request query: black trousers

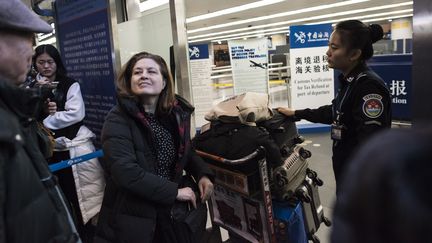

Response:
(50, 151), (95, 243)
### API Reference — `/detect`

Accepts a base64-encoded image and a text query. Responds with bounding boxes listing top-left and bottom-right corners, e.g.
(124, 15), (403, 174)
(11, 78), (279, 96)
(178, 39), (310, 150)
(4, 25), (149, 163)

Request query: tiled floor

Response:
(207, 131), (336, 243)
(301, 131), (335, 243)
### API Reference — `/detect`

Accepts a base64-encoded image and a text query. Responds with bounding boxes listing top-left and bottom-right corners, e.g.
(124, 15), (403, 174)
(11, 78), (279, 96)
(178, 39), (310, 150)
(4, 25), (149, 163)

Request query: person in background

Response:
(94, 51), (214, 243)
(0, 0), (79, 242)
(33, 44), (105, 243)
(331, 126), (432, 243)
(278, 20), (391, 193)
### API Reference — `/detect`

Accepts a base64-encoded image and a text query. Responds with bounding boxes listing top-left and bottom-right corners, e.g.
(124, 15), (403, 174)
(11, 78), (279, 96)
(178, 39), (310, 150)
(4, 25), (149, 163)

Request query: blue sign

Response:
(188, 44), (209, 60)
(368, 54), (412, 121)
(333, 54), (412, 121)
(289, 24), (333, 49)
(55, 0), (116, 147)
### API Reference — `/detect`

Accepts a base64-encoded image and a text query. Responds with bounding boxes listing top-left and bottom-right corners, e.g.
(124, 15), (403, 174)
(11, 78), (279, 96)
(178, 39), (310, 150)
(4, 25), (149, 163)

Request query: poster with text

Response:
(189, 44), (213, 128)
(210, 184), (269, 243)
(289, 24), (334, 111)
(55, 0), (116, 147)
(229, 38), (269, 94)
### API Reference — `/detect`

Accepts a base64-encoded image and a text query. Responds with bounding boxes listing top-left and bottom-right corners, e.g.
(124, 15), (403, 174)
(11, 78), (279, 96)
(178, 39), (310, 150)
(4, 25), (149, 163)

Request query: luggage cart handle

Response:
(195, 146), (265, 165)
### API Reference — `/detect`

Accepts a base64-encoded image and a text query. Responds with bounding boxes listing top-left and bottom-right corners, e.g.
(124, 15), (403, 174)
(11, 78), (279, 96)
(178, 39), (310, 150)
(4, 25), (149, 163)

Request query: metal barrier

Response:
(49, 149), (104, 172)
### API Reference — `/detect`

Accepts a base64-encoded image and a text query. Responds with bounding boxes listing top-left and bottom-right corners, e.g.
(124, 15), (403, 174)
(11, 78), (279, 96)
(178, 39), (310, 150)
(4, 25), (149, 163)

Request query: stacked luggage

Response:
(194, 93), (331, 243)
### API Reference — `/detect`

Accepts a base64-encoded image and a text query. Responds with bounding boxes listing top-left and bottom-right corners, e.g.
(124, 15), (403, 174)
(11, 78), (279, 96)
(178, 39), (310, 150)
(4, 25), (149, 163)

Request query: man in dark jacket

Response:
(331, 127), (432, 243)
(0, 1), (80, 242)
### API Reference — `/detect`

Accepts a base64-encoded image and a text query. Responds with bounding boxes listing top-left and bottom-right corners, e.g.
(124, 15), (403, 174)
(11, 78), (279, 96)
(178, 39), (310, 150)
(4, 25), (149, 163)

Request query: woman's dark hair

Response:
(32, 44), (67, 77)
(116, 51), (175, 115)
(334, 20), (383, 61)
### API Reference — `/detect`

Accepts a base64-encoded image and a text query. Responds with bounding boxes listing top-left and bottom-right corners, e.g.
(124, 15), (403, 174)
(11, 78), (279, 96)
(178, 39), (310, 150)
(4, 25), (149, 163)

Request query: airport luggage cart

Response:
(196, 147), (277, 243)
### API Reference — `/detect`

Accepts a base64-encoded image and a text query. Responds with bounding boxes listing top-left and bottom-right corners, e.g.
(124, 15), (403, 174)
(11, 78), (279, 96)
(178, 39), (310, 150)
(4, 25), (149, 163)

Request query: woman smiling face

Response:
(130, 58), (166, 99)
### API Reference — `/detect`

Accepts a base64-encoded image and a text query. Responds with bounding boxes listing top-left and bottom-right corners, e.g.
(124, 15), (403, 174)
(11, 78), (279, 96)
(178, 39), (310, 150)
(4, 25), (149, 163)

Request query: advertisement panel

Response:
(228, 38), (269, 94)
(368, 54), (412, 121)
(189, 44), (213, 127)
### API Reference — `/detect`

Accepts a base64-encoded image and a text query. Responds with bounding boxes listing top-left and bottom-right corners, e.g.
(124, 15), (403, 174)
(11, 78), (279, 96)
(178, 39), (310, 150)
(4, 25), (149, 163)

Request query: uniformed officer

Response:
(278, 20), (392, 193)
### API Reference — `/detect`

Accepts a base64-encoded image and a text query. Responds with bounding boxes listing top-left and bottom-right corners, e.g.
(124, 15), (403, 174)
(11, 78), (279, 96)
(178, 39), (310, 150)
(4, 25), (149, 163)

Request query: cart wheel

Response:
(311, 234), (320, 243)
(323, 216), (332, 227)
(315, 177), (324, 186)
(296, 188), (311, 203)
(307, 168), (317, 179)
(300, 148), (312, 159)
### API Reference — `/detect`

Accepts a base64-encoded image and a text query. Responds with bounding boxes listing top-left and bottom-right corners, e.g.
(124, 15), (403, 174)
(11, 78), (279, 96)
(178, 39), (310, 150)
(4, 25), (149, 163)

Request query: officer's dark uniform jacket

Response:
(94, 95), (213, 243)
(293, 63), (391, 186)
(0, 80), (78, 243)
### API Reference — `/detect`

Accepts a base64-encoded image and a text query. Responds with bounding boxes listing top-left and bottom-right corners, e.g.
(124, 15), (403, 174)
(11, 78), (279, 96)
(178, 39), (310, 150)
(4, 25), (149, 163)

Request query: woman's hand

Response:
(36, 75), (50, 86)
(277, 107), (296, 116)
(176, 187), (197, 209)
(198, 176), (214, 203)
(46, 98), (57, 115)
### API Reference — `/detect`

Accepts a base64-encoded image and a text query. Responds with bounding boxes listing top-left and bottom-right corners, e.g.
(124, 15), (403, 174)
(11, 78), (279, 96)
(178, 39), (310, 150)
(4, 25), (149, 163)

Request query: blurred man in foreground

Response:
(0, 0), (80, 242)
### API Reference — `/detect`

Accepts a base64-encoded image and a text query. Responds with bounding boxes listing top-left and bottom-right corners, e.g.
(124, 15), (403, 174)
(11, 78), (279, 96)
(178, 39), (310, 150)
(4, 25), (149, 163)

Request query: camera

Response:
(34, 73), (58, 101)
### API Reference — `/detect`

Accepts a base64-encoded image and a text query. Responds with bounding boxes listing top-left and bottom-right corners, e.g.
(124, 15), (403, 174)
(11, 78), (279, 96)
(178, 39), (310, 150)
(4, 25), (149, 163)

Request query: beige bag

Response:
(204, 92), (273, 126)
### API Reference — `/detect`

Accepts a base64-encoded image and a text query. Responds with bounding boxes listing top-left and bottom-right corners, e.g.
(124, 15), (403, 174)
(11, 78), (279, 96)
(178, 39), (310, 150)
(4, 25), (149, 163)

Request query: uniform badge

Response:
(362, 94), (383, 118)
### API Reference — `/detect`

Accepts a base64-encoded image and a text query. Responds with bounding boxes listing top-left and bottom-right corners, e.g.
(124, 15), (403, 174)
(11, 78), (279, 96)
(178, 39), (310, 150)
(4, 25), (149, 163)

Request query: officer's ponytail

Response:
(369, 24), (384, 44)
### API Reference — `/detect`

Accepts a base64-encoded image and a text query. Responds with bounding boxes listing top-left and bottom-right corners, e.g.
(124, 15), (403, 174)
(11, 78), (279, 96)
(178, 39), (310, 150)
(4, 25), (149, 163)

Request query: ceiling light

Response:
(307, 9), (413, 25)
(361, 14), (413, 23)
(189, 26), (290, 41)
(190, 11), (413, 43)
(211, 30), (290, 43)
(188, 1), (413, 41)
(186, 0), (285, 23)
(187, 0), (369, 34)
(139, 0), (168, 12)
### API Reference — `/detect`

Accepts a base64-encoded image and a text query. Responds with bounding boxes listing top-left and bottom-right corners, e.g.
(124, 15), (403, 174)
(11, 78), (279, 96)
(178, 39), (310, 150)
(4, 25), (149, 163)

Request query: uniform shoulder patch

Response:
(362, 94), (383, 118)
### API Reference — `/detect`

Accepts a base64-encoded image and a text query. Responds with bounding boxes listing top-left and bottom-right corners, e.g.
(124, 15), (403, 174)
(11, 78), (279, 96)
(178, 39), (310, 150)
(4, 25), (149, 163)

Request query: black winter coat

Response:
(94, 95), (213, 243)
(0, 81), (78, 243)
(294, 63), (391, 188)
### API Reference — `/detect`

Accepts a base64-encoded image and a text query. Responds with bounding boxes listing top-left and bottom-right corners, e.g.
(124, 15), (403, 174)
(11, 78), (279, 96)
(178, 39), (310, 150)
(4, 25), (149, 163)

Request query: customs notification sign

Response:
(289, 24), (334, 110)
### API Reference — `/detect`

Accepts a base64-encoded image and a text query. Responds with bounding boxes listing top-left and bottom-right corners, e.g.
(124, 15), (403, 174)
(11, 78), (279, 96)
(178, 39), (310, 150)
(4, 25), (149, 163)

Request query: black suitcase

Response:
(272, 145), (310, 201)
(296, 169), (331, 243)
(258, 109), (304, 156)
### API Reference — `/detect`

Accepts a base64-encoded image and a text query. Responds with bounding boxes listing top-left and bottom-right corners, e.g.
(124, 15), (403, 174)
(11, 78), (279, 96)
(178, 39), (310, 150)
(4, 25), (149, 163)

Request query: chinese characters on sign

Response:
(390, 80), (408, 104)
(294, 31), (330, 44)
(368, 54), (411, 121)
(294, 55), (330, 74)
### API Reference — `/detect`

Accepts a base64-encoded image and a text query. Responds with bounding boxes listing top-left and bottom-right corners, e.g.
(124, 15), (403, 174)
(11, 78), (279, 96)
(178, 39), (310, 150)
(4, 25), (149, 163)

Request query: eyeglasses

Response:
(36, 60), (55, 66)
